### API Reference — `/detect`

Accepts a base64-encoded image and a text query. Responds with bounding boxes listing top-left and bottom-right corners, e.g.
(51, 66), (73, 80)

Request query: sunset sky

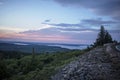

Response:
(0, 0), (120, 44)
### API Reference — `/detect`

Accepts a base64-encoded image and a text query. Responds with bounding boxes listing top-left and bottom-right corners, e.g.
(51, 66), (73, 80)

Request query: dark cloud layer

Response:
(42, 18), (118, 30)
(81, 18), (117, 26)
(58, 28), (99, 32)
(47, 23), (82, 27)
(54, 0), (120, 20)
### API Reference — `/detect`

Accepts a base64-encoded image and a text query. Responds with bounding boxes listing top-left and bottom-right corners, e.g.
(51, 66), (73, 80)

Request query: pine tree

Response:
(104, 30), (112, 43)
(94, 25), (113, 46)
(95, 26), (106, 46)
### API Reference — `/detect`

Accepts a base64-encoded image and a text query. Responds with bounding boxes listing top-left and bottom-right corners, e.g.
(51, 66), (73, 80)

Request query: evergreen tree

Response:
(104, 30), (113, 43)
(94, 25), (113, 46)
(95, 26), (106, 46)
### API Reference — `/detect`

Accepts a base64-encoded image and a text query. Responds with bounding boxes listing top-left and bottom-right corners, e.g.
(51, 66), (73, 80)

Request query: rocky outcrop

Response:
(52, 43), (120, 80)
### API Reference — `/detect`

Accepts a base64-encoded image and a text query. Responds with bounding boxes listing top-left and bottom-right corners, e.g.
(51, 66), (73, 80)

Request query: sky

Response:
(0, 0), (120, 44)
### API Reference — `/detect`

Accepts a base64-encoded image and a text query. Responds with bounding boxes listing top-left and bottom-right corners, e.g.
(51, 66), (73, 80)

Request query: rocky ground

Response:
(52, 43), (120, 80)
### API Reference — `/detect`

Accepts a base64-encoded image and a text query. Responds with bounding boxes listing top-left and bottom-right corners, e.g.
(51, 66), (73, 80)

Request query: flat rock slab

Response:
(52, 43), (120, 80)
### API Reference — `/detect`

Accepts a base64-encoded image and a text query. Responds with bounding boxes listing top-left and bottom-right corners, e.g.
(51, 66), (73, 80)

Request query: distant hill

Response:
(0, 42), (70, 53)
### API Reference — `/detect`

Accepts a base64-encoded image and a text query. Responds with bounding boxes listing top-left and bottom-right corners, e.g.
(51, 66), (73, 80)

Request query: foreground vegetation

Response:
(0, 49), (90, 80)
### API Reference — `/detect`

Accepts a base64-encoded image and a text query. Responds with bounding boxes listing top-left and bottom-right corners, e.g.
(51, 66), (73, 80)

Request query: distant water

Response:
(13, 42), (88, 50)
(14, 43), (29, 45)
(48, 44), (88, 50)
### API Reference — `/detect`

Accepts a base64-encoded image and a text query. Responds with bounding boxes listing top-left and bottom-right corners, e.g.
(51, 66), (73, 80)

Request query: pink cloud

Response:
(0, 28), (71, 43)
(0, 27), (119, 44)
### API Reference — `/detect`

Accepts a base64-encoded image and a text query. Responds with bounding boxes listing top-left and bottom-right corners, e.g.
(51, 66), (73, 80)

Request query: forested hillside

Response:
(0, 49), (89, 80)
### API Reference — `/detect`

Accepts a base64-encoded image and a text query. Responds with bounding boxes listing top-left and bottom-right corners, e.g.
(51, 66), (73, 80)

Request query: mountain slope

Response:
(52, 43), (120, 80)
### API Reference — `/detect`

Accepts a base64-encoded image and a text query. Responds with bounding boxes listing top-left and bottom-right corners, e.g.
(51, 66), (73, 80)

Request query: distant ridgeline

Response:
(0, 42), (70, 53)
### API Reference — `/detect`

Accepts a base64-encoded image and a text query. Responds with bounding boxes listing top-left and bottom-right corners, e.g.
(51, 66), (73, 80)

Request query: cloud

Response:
(42, 22), (90, 31)
(0, 27), (120, 44)
(81, 18), (117, 26)
(42, 18), (119, 30)
(20, 27), (120, 41)
(43, 23), (83, 27)
(58, 27), (98, 32)
(0, 27), (70, 43)
(21, 27), (60, 35)
(54, 0), (120, 20)
(44, 19), (51, 23)
(19, 27), (98, 44)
